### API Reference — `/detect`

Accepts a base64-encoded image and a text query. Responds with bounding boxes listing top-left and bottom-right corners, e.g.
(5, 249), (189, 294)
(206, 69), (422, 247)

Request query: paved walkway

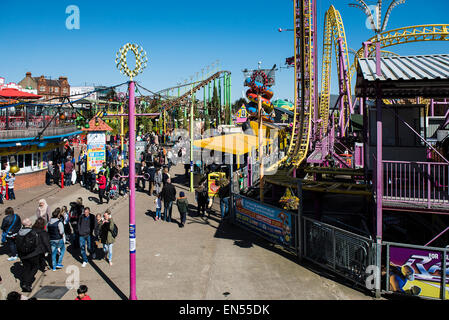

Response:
(0, 163), (374, 300)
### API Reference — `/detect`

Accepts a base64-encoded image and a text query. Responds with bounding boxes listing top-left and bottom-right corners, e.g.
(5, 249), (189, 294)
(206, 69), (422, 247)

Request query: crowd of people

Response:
(0, 130), (234, 299)
(1, 196), (117, 294)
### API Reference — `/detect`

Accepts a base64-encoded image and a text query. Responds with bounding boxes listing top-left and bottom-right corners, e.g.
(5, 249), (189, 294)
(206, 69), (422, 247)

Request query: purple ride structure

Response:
(255, 0), (449, 298)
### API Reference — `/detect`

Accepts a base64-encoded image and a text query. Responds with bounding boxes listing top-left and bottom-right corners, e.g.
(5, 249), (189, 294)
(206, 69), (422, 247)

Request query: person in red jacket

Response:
(96, 172), (108, 204)
(75, 285), (92, 300)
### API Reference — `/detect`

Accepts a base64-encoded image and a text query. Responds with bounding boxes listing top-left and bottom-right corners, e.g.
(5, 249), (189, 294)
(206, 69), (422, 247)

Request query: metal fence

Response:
(302, 216), (377, 288)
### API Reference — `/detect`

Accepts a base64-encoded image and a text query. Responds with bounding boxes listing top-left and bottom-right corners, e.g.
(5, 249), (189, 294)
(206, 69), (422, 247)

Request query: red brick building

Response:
(18, 72), (70, 102)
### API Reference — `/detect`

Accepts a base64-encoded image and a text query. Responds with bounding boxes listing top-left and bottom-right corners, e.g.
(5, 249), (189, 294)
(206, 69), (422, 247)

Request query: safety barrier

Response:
(302, 216), (376, 289)
(383, 161), (449, 209)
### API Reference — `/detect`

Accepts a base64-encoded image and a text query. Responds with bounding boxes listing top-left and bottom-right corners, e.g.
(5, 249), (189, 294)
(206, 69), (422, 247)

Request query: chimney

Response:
(26, 72), (32, 78)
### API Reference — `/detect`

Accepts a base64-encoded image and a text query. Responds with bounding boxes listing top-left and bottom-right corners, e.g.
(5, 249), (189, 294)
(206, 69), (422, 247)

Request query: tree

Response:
(209, 86), (220, 126)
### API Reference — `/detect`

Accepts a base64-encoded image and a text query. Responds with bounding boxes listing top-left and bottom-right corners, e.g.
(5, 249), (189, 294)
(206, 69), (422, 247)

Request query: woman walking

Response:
(32, 217), (51, 272)
(36, 199), (51, 224)
(100, 210), (115, 266)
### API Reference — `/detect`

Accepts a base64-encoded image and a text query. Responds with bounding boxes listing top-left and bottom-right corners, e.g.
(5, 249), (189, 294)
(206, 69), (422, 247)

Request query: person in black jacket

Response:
(196, 182), (208, 217)
(120, 162), (129, 195)
(137, 161), (147, 192)
(69, 198), (84, 249)
(78, 207), (96, 267)
(1, 207), (22, 262)
(160, 178), (176, 222)
(147, 162), (156, 196)
(218, 179), (231, 219)
(32, 217), (51, 272)
(16, 218), (42, 292)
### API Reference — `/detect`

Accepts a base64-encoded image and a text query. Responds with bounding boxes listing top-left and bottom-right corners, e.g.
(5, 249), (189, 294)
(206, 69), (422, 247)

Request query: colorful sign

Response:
(87, 132), (106, 173)
(389, 246), (449, 299)
(234, 194), (293, 247)
(236, 105), (248, 123)
(208, 172), (225, 198)
(135, 141), (147, 161)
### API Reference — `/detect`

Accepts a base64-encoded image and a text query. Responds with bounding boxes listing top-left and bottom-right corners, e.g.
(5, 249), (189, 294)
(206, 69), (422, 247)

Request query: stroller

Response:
(108, 177), (120, 200)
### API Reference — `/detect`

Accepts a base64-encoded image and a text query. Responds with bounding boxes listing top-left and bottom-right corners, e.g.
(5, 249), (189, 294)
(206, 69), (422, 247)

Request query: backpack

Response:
(111, 224), (118, 238)
(16, 230), (38, 255)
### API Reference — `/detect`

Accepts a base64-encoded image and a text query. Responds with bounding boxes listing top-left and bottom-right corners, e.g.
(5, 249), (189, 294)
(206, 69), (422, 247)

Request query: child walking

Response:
(154, 193), (162, 221)
(176, 192), (189, 228)
(6, 173), (15, 200)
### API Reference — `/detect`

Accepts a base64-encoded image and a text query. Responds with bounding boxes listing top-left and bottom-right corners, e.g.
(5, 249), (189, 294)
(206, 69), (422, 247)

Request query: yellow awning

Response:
(193, 133), (272, 155)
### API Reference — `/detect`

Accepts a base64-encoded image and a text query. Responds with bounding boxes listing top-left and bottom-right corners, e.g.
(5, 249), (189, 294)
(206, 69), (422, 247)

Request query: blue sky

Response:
(1, 0), (448, 103)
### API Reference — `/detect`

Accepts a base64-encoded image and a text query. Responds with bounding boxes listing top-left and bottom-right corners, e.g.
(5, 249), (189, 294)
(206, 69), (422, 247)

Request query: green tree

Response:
(209, 86), (220, 126)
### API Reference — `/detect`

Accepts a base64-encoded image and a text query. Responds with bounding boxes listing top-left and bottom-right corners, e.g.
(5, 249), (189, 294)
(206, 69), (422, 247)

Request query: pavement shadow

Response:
(88, 260), (128, 300)
(145, 210), (156, 221)
(171, 174), (187, 186)
(214, 219), (375, 297)
(88, 196), (101, 204)
(0, 244), (10, 257)
(10, 261), (24, 283)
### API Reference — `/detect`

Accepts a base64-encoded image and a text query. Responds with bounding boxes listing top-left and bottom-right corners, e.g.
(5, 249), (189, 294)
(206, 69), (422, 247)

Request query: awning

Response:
(0, 88), (42, 99)
(193, 133), (272, 155)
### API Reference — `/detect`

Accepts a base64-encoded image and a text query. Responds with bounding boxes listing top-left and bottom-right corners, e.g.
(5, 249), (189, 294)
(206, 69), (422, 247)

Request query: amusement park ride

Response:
(261, 0), (449, 190)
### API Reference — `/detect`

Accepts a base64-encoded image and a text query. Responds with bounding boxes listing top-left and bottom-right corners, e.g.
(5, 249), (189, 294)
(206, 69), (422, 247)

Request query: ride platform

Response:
(264, 168), (372, 196)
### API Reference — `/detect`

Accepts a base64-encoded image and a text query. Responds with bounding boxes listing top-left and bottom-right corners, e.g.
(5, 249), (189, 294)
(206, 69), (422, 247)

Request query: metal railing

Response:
(303, 216), (376, 289)
(383, 161), (449, 209)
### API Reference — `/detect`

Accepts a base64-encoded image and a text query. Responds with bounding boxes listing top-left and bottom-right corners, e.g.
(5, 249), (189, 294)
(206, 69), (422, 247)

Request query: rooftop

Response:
(355, 54), (449, 99)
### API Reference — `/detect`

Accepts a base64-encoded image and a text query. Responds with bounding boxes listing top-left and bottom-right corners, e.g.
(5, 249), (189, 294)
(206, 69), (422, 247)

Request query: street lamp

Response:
(115, 43), (148, 301)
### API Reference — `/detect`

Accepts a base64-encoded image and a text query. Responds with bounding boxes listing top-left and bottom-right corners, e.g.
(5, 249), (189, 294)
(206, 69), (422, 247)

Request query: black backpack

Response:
(111, 224), (118, 238)
(16, 230), (38, 255)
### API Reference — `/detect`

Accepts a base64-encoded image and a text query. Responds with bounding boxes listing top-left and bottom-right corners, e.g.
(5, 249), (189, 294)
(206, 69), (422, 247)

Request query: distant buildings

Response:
(18, 72), (70, 102)
(0, 76), (37, 94)
(0, 73), (81, 191)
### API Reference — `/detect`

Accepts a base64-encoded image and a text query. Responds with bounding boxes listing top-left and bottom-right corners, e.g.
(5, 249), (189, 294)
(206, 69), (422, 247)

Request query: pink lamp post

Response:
(116, 43), (148, 300)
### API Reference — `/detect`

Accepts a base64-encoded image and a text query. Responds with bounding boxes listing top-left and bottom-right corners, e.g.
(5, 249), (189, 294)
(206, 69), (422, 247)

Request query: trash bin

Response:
(208, 172), (226, 198)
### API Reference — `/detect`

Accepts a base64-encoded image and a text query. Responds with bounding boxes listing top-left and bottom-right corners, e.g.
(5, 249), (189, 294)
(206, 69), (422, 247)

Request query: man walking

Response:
(78, 207), (95, 267)
(47, 209), (66, 271)
(15, 218), (40, 292)
(160, 178), (176, 222)
(64, 157), (74, 186)
(1, 207), (21, 261)
(218, 179), (231, 220)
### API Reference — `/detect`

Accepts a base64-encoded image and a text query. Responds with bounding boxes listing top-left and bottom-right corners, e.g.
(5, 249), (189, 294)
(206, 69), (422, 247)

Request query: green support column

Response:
(214, 79), (219, 125)
(228, 74), (232, 125)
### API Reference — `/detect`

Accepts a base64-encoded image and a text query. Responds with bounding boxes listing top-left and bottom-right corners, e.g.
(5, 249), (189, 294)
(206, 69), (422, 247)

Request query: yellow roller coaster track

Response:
(288, 0), (315, 168)
(273, 17), (449, 174)
(350, 24), (449, 78)
(319, 5), (352, 136)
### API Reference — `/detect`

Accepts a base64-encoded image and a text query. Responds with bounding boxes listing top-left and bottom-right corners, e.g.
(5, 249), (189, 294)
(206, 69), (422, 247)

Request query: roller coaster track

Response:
(319, 5), (352, 136)
(281, 0), (316, 170)
(350, 24), (449, 78)
(272, 14), (449, 175)
(161, 71), (230, 112)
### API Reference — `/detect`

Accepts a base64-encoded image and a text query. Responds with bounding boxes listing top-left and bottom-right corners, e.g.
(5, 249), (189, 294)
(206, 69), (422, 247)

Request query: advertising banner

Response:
(135, 141), (147, 161)
(389, 246), (449, 299)
(87, 132), (106, 173)
(234, 194), (293, 247)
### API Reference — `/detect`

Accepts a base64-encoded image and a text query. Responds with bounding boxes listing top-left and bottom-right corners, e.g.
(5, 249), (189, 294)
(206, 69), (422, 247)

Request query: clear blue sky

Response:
(1, 0), (448, 103)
